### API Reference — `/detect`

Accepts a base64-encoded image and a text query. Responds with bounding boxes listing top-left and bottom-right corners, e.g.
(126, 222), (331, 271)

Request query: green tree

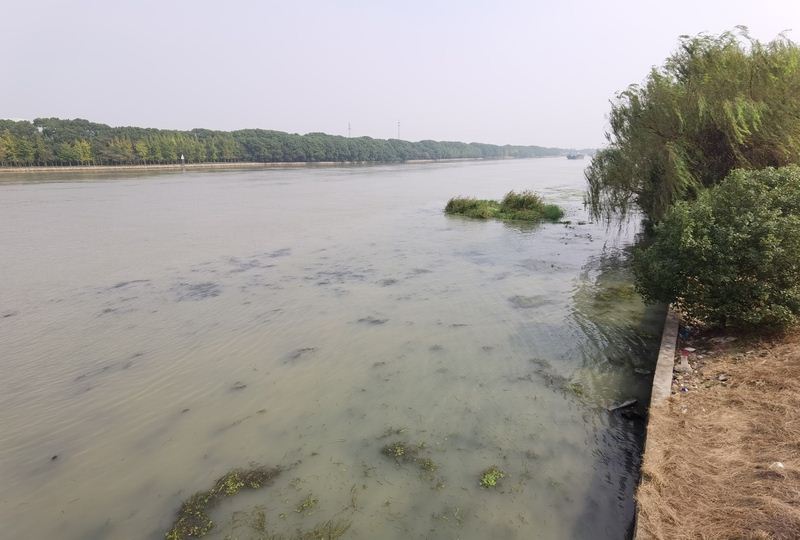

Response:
(56, 141), (79, 163)
(586, 28), (800, 222)
(74, 139), (93, 164)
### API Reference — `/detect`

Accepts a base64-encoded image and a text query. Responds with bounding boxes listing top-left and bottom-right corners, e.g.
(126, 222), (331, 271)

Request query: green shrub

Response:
(633, 165), (800, 329)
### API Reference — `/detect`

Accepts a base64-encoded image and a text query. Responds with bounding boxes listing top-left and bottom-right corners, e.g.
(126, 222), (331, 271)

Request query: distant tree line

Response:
(0, 118), (564, 166)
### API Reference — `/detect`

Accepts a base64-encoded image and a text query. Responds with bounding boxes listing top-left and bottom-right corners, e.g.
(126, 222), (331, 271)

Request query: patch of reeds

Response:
(445, 190), (563, 222)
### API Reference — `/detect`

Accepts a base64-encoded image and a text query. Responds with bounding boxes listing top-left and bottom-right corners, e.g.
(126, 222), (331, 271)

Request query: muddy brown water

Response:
(0, 158), (664, 539)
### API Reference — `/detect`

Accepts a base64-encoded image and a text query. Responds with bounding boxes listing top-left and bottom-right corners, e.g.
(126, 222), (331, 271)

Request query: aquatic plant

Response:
(445, 190), (563, 222)
(479, 466), (506, 488)
(381, 441), (412, 460)
(164, 465), (281, 540)
(380, 441), (440, 479)
(296, 494), (319, 514)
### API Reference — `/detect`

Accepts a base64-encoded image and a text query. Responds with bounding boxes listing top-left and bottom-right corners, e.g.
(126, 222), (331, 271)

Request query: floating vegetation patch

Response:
(380, 441), (440, 480)
(479, 466), (506, 488)
(165, 465), (282, 540)
(444, 190), (564, 222)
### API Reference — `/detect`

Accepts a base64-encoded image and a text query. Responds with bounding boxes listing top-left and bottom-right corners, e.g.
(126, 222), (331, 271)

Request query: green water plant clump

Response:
(479, 466), (506, 488)
(165, 465), (282, 540)
(445, 190), (564, 222)
(380, 441), (440, 478)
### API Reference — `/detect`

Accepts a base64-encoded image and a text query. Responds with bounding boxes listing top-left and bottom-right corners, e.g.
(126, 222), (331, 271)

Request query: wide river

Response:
(0, 158), (664, 539)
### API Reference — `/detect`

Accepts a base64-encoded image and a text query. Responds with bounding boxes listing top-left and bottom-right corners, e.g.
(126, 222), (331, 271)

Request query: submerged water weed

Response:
(444, 190), (564, 222)
(565, 381), (585, 397)
(224, 511), (351, 540)
(381, 441), (440, 480)
(381, 441), (410, 459)
(296, 494), (319, 514)
(165, 465), (281, 540)
(479, 466), (506, 488)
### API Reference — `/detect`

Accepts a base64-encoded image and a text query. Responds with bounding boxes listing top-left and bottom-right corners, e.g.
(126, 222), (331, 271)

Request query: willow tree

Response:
(586, 28), (800, 222)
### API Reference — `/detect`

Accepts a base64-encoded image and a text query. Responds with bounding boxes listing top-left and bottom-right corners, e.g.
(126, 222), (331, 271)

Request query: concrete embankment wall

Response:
(634, 307), (680, 539)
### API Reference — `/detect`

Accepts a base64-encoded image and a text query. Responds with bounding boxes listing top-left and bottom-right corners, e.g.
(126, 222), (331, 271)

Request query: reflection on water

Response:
(0, 159), (663, 539)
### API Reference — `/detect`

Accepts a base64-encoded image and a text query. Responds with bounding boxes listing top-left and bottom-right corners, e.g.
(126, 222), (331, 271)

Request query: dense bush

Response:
(586, 29), (800, 221)
(445, 190), (563, 222)
(633, 166), (800, 329)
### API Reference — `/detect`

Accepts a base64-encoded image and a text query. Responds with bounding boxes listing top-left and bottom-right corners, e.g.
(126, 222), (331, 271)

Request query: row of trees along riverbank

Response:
(587, 27), (800, 330)
(0, 118), (566, 167)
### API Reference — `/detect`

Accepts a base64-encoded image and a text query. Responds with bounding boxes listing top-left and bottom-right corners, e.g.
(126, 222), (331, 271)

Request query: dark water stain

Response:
(429, 344), (444, 352)
(267, 248), (292, 258)
(378, 278), (398, 286)
(1, 310), (18, 318)
(517, 259), (563, 272)
(174, 281), (222, 301)
(230, 381), (248, 391)
(285, 347), (317, 363)
(508, 295), (553, 309)
(74, 352), (145, 383)
(228, 256), (274, 273)
(109, 279), (151, 289)
(357, 316), (388, 325)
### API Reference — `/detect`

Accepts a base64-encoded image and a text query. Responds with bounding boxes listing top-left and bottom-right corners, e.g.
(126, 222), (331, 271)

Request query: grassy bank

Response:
(444, 190), (563, 222)
(636, 329), (800, 539)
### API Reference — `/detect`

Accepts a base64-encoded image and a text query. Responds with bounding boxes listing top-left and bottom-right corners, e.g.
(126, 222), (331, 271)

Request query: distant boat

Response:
(566, 153), (584, 160)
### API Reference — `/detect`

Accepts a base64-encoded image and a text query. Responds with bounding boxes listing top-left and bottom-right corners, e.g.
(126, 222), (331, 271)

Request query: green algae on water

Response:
(165, 465), (281, 540)
(479, 466), (506, 488)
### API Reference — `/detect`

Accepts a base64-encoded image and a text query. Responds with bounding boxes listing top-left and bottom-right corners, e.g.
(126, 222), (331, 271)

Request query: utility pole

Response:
(348, 122), (351, 138)
(397, 121), (400, 140)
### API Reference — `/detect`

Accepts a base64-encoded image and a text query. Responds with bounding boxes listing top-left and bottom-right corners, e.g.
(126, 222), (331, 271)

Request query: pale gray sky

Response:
(2, 0), (798, 147)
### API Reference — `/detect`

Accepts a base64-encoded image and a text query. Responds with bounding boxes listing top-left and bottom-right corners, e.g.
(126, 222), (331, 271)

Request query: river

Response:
(0, 158), (664, 539)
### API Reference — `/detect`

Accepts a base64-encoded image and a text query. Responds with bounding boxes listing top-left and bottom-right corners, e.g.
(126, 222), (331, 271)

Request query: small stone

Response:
(717, 373), (730, 382)
(768, 462), (785, 471)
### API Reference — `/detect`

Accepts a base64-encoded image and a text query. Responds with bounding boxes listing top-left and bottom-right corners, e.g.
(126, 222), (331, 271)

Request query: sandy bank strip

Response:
(0, 157), (510, 175)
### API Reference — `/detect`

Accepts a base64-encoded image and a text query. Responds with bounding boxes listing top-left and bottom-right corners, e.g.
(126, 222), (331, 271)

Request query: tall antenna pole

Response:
(348, 122), (351, 138)
(397, 121), (400, 140)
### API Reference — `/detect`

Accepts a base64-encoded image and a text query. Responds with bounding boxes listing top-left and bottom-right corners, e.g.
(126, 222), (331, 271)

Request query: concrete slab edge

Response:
(633, 305), (680, 540)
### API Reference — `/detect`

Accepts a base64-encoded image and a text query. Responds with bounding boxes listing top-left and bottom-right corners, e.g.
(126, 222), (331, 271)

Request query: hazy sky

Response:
(2, 0), (798, 147)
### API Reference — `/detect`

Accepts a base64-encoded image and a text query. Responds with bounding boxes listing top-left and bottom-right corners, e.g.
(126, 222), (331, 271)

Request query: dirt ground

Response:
(635, 329), (800, 540)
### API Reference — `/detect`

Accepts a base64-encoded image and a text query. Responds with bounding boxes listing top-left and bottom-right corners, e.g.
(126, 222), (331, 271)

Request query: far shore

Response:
(0, 156), (535, 175)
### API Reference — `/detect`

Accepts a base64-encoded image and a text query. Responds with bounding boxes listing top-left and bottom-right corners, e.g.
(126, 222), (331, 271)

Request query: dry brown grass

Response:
(636, 330), (800, 540)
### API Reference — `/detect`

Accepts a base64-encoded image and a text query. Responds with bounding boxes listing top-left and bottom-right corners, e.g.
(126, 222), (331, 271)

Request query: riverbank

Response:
(635, 328), (800, 539)
(0, 157), (515, 175)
